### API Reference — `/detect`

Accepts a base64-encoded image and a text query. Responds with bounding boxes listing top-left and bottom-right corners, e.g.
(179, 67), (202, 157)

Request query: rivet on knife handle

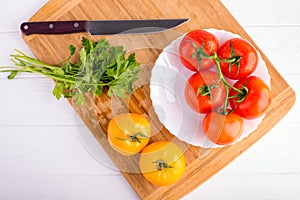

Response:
(20, 20), (87, 36)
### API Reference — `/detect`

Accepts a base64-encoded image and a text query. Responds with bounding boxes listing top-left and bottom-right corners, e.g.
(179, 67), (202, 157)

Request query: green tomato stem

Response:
(115, 132), (149, 143)
(153, 160), (173, 171)
(210, 52), (246, 115)
(190, 40), (211, 71)
(222, 85), (229, 114)
(212, 52), (243, 93)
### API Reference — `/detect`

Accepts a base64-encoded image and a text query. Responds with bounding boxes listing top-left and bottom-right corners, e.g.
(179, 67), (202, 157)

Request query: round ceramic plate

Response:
(150, 28), (271, 148)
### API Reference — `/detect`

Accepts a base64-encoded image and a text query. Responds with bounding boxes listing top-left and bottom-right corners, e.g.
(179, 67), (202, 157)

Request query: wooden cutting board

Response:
(22, 0), (296, 199)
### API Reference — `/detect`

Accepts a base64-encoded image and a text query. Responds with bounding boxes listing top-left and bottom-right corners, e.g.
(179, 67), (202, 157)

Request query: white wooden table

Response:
(0, 0), (299, 199)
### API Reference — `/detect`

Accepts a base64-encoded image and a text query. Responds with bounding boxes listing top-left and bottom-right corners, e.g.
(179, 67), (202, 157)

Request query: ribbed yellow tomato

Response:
(107, 113), (151, 156)
(139, 141), (186, 186)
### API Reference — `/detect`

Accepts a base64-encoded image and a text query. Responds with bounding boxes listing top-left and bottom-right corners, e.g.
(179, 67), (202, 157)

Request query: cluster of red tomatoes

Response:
(179, 30), (272, 145)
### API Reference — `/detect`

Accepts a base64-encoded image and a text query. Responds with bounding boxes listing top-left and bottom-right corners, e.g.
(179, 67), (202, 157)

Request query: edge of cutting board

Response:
(22, 0), (296, 199)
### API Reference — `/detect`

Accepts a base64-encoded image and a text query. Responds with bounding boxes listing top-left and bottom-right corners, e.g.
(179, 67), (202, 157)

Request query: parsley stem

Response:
(21, 66), (75, 83)
(12, 50), (60, 70)
(1, 37), (141, 105)
(9, 55), (112, 87)
(21, 66), (109, 86)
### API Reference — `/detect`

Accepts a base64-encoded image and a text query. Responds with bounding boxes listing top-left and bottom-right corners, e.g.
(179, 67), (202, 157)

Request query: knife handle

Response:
(20, 21), (87, 36)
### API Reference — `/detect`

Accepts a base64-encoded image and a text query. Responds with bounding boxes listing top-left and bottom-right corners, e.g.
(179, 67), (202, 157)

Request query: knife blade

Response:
(20, 19), (188, 36)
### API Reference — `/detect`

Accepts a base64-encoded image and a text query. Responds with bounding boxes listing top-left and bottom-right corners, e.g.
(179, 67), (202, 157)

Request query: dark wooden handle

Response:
(20, 21), (87, 35)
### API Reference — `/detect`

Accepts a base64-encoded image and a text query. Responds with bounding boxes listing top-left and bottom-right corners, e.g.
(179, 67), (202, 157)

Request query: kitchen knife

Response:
(20, 19), (188, 36)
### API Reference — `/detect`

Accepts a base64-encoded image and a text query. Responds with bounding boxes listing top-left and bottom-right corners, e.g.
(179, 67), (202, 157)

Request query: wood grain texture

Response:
(21, 0), (296, 199)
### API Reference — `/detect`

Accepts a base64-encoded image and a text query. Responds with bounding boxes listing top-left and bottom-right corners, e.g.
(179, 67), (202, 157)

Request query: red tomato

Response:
(179, 30), (219, 71)
(229, 76), (271, 119)
(202, 112), (244, 145)
(185, 71), (226, 114)
(218, 38), (258, 80)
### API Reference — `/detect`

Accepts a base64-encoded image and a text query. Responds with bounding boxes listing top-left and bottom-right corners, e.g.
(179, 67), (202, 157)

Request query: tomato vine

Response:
(194, 43), (249, 116)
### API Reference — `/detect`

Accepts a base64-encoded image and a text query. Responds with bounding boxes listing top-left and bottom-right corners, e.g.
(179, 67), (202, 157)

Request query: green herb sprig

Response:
(0, 37), (140, 105)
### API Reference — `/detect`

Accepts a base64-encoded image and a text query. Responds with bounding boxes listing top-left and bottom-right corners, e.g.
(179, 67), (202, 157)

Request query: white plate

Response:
(150, 28), (271, 148)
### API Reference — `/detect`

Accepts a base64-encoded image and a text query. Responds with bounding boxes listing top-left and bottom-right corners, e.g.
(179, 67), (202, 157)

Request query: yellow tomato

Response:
(139, 141), (186, 186)
(107, 113), (151, 156)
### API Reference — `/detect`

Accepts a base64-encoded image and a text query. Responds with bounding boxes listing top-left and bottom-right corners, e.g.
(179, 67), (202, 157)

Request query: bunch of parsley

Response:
(0, 38), (140, 105)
